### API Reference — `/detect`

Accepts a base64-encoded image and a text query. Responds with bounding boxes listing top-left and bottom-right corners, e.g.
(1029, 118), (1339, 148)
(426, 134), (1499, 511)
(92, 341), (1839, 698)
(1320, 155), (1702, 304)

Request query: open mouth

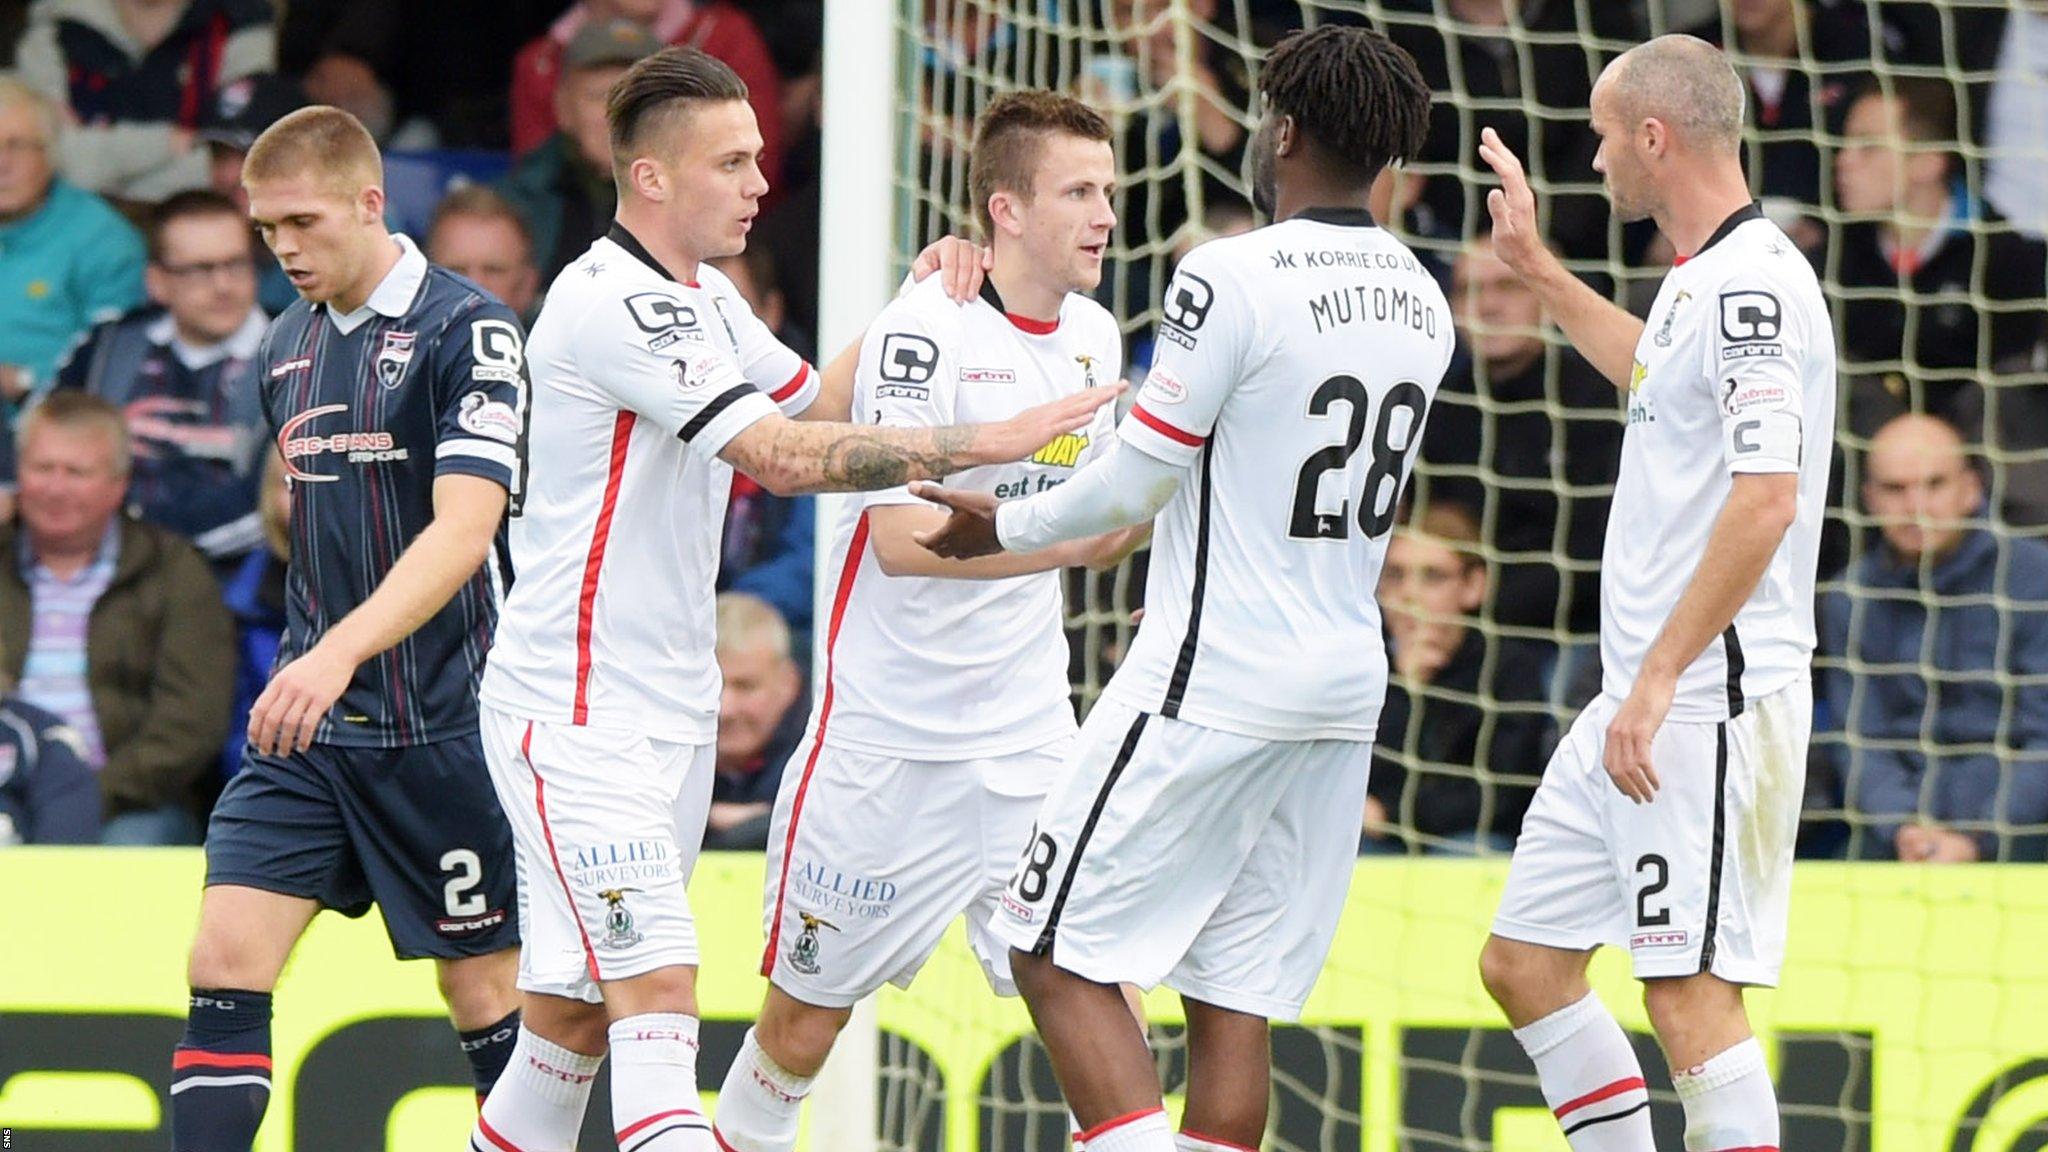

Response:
(1081, 243), (1106, 259)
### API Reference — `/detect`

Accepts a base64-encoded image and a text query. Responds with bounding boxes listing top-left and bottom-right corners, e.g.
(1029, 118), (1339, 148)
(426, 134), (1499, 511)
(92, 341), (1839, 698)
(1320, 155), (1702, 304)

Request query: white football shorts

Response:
(760, 735), (1066, 1006)
(1492, 678), (1811, 985)
(481, 704), (714, 1004)
(988, 698), (1372, 1022)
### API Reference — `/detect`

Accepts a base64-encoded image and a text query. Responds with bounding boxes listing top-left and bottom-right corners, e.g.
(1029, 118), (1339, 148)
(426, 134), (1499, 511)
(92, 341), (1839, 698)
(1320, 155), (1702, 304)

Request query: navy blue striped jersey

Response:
(260, 235), (528, 747)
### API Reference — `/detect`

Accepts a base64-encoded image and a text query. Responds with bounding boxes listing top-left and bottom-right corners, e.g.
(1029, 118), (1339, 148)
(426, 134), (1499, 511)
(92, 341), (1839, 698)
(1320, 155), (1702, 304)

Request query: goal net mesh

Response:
(857, 1), (2048, 1148)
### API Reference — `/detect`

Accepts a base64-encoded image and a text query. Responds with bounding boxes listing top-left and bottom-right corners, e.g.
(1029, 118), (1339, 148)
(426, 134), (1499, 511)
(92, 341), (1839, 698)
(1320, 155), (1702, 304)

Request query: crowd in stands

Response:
(0, 0), (2041, 864)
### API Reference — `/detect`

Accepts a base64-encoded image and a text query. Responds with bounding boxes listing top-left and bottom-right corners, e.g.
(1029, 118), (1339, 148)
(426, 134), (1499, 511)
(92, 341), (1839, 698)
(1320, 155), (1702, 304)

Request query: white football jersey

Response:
(480, 224), (819, 742)
(1105, 209), (1455, 741)
(1610, 205), (1837, 721)
(812, 275), (1122, 761)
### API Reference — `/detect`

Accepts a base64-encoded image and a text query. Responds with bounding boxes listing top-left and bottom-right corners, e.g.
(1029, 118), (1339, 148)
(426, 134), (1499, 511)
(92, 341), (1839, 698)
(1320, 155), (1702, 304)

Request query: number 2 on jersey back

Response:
(1287, 376), (1429, 540)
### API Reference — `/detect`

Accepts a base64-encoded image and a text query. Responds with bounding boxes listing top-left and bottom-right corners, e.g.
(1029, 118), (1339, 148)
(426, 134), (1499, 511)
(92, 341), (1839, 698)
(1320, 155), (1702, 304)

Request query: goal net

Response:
(816, 1), (2048, 1148)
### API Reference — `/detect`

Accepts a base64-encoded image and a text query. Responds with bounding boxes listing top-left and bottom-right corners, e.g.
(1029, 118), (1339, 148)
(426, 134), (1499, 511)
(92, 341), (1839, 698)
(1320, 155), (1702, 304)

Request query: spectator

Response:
(14, 0), (274, 203)
(499, 19), (661, 284)
(1379, 0), (1636, 262)
(1366, 503), (1553, 855)
(709, 242), (812, 360)
(1879, 2), (2048, 239)
(0, 392), (234, 844)
(219, 449), (287, 778)
(198, 72), (306, 314)
(428, 185), (542, 323)
(0, 682), (101, 845)
(49, 190), (267, 568)
(0, 78), (145, 408)
(707, 592), (808, 851)
(1371, 167), (1454, 289)
(1714, 0), (1872, 252)
(273, 0), (398, 140)
(1418, 238), (1622, 647)
(510, 0), (784, 190)
(1822, 413), (2048, 862)
(276, 0), (552, 148)
(1832, 77), (2047, 380)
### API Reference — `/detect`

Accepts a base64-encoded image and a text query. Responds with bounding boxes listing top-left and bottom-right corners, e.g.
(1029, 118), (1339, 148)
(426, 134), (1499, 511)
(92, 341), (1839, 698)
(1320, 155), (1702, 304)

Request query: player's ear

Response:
(629, 155), (669, 203)
(356, 183), (386, 227)
(1639, 116), (1666, 159)
(1275, 114), (1297, 159)
(988, 189), (1026, 238)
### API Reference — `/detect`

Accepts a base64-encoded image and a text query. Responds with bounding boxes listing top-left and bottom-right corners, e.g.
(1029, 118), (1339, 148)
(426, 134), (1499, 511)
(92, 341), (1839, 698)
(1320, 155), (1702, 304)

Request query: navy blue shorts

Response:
(205, 735), (520, 960)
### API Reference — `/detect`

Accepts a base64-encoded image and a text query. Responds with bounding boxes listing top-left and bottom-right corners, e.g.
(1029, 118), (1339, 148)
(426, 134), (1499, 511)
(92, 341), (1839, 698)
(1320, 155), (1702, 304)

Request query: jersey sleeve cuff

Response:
(1118, 404), (1206, 466)
(769, 362), (819, 417)
(680, 385), (779, 457)
(433, 440), (516, 488)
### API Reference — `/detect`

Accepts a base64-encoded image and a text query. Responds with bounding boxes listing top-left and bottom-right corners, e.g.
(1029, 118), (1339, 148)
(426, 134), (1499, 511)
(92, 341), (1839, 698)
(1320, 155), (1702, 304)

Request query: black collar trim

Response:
(978, 277), (1006, 313)
(1294, 206), (1378, 227)
(606, 221), (691, 284)
(1691, 201), (1767, 261)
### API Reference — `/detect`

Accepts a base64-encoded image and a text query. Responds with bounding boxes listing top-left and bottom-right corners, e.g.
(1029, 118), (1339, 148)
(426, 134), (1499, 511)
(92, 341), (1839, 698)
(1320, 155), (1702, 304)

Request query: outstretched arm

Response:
(1478, 127), (1644, 390)
(867, 503), (1142, 578)
(719, 384), (1118, 496)
(913, 442), (1182, 560)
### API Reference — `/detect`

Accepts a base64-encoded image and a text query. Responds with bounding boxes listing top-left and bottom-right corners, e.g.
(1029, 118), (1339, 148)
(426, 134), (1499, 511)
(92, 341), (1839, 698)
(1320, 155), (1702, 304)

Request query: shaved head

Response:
(1865, 413), (1980, 563)
(1601, 35), (1745, 156)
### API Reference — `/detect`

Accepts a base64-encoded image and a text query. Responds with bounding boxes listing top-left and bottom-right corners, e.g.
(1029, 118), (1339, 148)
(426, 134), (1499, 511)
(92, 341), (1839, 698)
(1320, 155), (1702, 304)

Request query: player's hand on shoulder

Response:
(1477, 126), (1545, 279)
(909, 236), (992, 303)
(910, 483), (1003, 559)
(248, 644), (357, 756)
(1601, 674), (1673, 805)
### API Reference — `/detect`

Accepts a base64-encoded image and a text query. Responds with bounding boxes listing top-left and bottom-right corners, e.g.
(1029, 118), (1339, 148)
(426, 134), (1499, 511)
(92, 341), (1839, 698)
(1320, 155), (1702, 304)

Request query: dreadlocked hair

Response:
(1258, 25), (1432, 182)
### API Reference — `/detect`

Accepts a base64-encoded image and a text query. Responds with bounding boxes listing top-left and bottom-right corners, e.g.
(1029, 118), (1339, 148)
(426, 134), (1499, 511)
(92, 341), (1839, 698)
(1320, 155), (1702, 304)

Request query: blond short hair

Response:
(20, 391), (132, 478)
(715, 592), (792, 660)
(244, 105), (383, 194)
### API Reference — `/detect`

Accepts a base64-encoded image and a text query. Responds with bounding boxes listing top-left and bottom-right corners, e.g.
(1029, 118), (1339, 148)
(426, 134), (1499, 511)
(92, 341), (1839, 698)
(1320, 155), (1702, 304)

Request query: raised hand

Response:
(1477, 126), (1546, 278)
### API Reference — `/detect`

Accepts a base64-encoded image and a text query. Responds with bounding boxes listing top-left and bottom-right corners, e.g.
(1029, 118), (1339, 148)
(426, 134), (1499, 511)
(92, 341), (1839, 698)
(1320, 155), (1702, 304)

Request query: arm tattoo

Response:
(798, 424), (980, 492)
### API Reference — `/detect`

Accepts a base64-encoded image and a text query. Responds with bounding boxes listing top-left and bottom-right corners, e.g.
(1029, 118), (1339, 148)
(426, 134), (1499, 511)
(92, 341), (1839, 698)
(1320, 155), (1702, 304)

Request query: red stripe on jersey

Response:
(1131, 404), (1204, 446)
(1553, 1076), (1646, 1119)
(617, 1108), (703, 1142)
(572, 411), (636, 723)
(172, 1051), (272, 1071)
(770, 363), (812, 403)
(761, 510), (870, 977)
(1078, 1107), (1164, 1143)
(475, 1115), (529, 1152)
(712, 1127), (741, 1152)
(526, 722), (603, 984)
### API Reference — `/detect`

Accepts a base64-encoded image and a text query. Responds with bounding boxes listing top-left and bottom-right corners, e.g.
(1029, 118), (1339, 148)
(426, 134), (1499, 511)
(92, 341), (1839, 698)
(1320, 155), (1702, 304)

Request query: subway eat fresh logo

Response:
(1031, 433), (1089, 467)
